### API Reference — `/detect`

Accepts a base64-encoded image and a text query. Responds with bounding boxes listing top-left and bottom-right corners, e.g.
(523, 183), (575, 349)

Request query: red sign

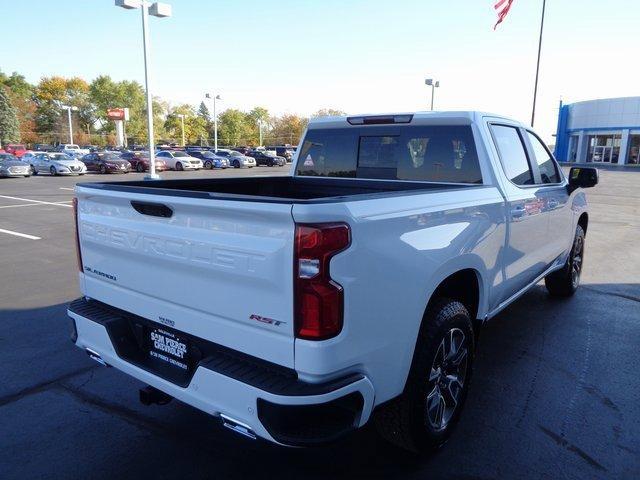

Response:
(107, 108), (126, 121)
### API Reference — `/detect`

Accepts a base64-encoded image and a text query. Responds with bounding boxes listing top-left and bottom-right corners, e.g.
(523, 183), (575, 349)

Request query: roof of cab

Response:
(307, 111), (521, 129)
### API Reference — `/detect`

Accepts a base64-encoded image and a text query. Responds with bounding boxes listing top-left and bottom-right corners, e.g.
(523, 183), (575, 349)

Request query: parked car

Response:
(231, 146), (253, 155)
(248, 149), (286, 167)
(0, 153), (31, 177)
(186, 150), (229, 169)
(120, 151), (168, 172)
(215, 149), (256, 168)
(20, 151), (38, 166)
(4, 144), (27, 157)
(155, 150), (203, 171)
(33, 143), (54, 151)
(267, 145), (296, 162)
(81, 152), (131, 174)
(59, 144), (90, 156)
(32, 152), (86, 176)
(68, 111), (598, 452)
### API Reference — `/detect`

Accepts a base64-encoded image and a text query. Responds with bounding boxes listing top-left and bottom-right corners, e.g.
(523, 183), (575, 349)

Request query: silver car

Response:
(32, 152), (87, 176)
(0, 154), (31, 177)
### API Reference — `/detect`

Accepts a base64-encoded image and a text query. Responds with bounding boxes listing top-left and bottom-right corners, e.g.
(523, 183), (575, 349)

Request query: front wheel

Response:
(136, 163), (145, 173)
(176, 162), (183, 171)
(100, 165), (107, 174)
(545, 224), (585, 297)
(50, 166), (57, 176)
(375, 298), (473, 452)
(204, 160), (213, 169)
(233, 160), (240, 168)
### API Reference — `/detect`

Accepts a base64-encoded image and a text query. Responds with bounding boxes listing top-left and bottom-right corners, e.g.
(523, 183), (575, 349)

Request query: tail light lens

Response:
(294, 223), (350, 340)
(72, 197), (83, 272)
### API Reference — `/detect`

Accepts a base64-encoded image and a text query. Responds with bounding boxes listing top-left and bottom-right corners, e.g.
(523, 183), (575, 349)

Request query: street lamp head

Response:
(149, 2), (172, 18)
(435, 81), (440, 88)
(425, 78), (433, 86)
(115, 0), (141, 9)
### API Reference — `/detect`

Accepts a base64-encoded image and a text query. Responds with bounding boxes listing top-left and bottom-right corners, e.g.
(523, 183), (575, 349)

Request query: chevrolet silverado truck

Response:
(68, 112), (598, 452)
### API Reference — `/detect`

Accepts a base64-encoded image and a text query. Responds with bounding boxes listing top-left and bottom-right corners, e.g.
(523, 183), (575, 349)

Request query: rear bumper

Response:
(68, 297), (374, 446)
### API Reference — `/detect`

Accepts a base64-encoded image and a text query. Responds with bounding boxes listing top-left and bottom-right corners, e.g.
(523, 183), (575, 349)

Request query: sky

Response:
(1, 0), (639, 143)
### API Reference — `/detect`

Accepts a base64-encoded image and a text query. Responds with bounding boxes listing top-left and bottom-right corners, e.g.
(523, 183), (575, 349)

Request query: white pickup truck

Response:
(68, 112), (598, 451)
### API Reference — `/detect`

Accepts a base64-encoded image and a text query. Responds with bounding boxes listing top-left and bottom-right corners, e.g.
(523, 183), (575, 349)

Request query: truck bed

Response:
(77, 175), (477, 203)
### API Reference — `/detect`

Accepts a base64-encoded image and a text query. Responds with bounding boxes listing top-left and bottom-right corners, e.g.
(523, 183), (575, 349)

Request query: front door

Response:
(488, 123), (552, 305)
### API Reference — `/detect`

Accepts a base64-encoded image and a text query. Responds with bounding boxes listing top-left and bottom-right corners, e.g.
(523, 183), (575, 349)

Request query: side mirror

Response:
(568, 167), (598, 192)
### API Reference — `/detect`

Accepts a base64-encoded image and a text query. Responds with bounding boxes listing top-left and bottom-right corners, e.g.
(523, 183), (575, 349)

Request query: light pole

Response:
(205, 93), (221, 152)
(425, 78), (440, 111)
(115, 0), (172, 180)
(61, 105), (78, 144)
(176, 114), (185, 146)
(257, 119), (263, 147)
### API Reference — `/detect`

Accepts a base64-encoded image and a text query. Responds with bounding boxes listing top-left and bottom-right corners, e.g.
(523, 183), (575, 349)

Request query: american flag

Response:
(494, 0), (515, 29)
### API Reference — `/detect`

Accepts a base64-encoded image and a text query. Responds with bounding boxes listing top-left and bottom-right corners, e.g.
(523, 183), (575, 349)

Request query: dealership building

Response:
(554, 97), (640, 165)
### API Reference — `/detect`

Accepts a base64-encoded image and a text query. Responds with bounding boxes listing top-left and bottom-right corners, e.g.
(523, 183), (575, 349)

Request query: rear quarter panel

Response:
(292, 186), (506, 404)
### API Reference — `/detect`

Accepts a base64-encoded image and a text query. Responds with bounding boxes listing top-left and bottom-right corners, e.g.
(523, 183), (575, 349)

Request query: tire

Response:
(100, 165), (107, 174)
(136, 163), (145, 173)
(375, 298), (474, 453)
(204, 160), (212, 169)
(50, 166), (57, 176)
(176, 162), (183, 171)
(32, 167), (38, 176)
(545, 225), (585, 297)
(233, 160), (240, 168)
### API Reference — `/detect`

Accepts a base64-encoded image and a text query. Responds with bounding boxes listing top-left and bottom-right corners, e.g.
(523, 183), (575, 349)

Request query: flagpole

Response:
(531, 0), (546, 127)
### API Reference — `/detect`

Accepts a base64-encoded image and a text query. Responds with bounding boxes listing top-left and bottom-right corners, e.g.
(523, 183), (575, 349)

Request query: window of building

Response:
(587, 134), (621, 163)
(627, 135), (640, 165)
(490, 125), (534, 186)
(526, 131), (560, 184)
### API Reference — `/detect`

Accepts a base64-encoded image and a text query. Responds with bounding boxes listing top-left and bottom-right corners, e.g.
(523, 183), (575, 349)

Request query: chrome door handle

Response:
(511, 206), (526, 218)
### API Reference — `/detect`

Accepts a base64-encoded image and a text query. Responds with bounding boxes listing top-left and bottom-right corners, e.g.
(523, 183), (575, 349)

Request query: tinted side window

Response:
(297, 126), (482, 183)
(526, 131), (560, 184)
(491, 125), (534, 186)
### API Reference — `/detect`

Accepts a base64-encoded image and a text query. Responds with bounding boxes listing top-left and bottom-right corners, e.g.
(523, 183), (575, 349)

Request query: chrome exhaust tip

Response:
(220, 414), (257, 440)
(85, 348), (108, 367)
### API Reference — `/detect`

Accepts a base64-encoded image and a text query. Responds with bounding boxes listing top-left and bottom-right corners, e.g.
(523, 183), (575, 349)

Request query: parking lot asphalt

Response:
(1, 167), (638, 480)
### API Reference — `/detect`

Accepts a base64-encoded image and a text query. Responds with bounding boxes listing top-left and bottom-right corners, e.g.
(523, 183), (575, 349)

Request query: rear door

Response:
(75, 187), (297, 368)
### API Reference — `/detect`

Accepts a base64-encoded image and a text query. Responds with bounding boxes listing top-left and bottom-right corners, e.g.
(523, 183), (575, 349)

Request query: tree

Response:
(0, 71), (35, 142)
(218, 109), (253, 146)
(270, 114), (308, 145)
(164, 104), (209, 145)
(0, 87), (20, 145)
(312, 108), (347, 117)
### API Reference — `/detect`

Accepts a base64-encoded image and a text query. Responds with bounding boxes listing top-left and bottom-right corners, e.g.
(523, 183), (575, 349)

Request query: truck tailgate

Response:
(75, 186), (295, 368)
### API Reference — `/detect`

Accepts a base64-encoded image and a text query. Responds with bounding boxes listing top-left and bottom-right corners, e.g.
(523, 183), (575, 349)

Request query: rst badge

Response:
(249, 314), (285, 327)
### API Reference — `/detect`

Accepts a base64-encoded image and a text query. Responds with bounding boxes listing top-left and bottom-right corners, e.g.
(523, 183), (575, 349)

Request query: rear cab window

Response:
(296, 125), (482, 184)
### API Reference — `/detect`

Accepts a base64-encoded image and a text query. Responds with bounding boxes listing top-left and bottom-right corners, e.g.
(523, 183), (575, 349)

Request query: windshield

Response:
(100, 154), (121, 161)
(0, 154), (18, 162)
(229, 151), (243, 157)
(52, 154), (73, 161)
(173, 151), (189, 157)
(66, 145), (79, 150)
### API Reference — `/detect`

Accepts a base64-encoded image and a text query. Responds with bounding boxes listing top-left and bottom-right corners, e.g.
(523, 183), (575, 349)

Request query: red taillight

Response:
(294, 223), (350, 340)
(72, 197), (83, 272)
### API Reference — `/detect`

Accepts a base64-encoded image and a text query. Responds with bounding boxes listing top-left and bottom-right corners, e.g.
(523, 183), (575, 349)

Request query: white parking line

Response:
(59, 187), (75, 191)
(0, 228), (41, 240)
(0, 194), (73, 208)
(0, 201), (72, 209)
